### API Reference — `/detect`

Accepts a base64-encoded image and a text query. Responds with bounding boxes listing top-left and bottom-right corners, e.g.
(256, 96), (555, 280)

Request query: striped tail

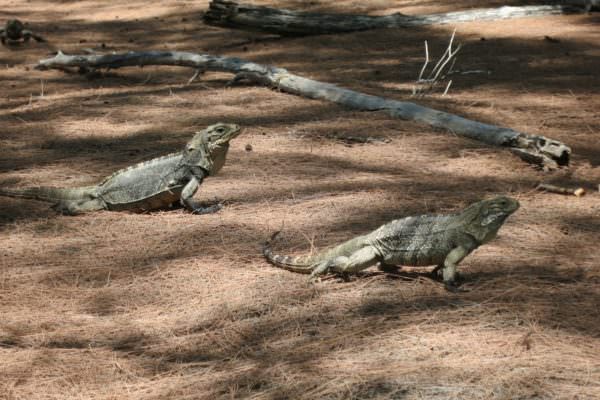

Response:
(0, 186), (93, 202)
(262, 231), (317, 274)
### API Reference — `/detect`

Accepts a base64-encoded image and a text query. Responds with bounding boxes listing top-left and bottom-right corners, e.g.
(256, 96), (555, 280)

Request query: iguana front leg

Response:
(180, 176), (222, 215)
(441, 246), (471, 292)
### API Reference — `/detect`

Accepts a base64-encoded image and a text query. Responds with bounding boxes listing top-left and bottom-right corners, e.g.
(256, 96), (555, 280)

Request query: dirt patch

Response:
(1, 1), (599, 399)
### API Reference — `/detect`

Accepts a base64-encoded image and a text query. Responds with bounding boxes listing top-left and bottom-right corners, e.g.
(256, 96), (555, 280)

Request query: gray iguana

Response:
(263, 196), (519, 291)
(1, 19), (45, 45)
(0, 123), (241, 215)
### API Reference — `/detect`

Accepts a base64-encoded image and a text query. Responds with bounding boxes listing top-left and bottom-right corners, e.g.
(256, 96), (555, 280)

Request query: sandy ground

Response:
(1, 1), (599, 399)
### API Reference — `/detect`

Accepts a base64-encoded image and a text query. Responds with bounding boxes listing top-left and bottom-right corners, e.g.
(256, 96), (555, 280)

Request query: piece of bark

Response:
(203, 0), (583, 36)
(536, 183), (585, 196)
(36, 51), (571, 169)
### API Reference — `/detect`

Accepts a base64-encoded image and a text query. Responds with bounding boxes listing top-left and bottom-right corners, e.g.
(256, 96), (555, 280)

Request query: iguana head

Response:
(461, 196), (520, 244)
(183, 123), (242, 175)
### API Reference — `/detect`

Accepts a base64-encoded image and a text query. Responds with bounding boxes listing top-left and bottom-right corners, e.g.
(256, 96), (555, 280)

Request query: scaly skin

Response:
(263, 196), (519, 291)
(0, 123), (242, 215)
(0, 19), (45, 44)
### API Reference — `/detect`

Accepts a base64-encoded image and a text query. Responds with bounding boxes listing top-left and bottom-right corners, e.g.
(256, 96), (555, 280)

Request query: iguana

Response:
(0, 123), (241, 215)
(263, 196), (519, 291)
(1, 19), (45, 45)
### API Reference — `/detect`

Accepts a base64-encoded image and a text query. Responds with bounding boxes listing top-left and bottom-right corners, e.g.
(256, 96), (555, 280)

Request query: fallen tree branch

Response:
(203, 0), (584, 36)
(36, 51), (570, 169)
(536, 183), (585, 196)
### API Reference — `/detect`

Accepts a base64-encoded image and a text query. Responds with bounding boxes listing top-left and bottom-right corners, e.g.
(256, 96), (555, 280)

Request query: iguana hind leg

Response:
(335, 246), (380, 274)
(308, 257), (355, 282)
(52, 198), (105, 215)
(308, 260), (331, 282)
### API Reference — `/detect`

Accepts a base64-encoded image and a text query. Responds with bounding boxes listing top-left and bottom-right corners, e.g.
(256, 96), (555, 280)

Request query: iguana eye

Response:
(216, 127), (225, 133)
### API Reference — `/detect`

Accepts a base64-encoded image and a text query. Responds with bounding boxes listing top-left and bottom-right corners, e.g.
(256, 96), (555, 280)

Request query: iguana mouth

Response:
(215, 124), (242, 144)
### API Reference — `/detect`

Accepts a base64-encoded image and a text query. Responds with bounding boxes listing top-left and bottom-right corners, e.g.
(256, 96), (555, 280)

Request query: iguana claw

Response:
(431, 267), (462, 282)
(444, 281), (467, 293)
(193, 203), (223, 215)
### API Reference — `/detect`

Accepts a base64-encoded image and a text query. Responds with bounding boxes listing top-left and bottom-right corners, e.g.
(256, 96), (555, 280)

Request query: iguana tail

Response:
(0, 186), (94, 202)
(263, 231), (321, 274)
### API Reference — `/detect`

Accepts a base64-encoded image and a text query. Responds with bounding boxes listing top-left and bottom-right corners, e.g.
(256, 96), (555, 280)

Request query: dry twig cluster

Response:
(412, 29), (461, 97)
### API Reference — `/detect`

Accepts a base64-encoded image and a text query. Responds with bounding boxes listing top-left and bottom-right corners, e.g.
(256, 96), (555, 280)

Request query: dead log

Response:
(536, 183), (585, 196)
(203, 0), (583, 36)
(36, 51), (570, 169)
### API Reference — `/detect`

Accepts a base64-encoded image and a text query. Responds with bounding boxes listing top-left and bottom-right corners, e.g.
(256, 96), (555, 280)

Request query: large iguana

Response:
(0, 123), (241, 215)
(264, 196), (519, 291)
(1, 19), (45, 45)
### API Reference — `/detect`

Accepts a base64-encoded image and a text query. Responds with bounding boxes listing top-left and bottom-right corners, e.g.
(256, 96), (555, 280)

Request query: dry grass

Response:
(1, 1), (600, 399)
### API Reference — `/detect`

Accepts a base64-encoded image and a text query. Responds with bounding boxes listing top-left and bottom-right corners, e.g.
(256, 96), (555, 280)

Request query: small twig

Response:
(413, 29), (462, 97)
(442, 80), (452, 96)
(428, 35), (453, 81)
(536, 183), (585, 197)
(186, 68), (204, 85)
(417, 40), (429, 81)
(299, 231), (317, 257)
(430, 44), (461, 83)
(141, 73), (152, 84)
(447, 57), (457, 75)
(451, 69), (491, 75)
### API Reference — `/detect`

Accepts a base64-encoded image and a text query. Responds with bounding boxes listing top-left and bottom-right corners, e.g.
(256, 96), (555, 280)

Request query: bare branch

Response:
(536, 183), (585, 196)
(413, 30), (462, 97)
(417, 40), (429, 82)
(36, 50), (571, 170)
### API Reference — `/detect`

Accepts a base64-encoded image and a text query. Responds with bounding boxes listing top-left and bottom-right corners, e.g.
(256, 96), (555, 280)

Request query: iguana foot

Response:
(431, 267), (462, 282)
(192, 203), (223, 215)
(378, 263), (401, 273)
(308, 261), (331, 283)
(444, 281), (467, 293)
